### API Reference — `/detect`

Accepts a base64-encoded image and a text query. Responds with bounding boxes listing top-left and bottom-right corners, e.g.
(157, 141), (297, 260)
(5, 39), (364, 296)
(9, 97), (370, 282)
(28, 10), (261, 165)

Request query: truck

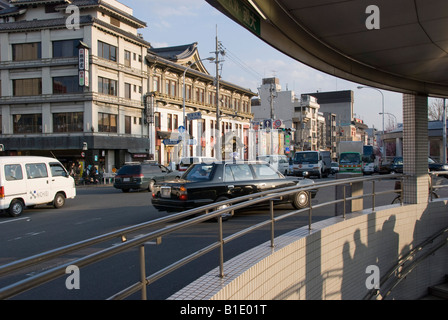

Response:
(338, 141), (363, 174)
(292, 150), (331, 178)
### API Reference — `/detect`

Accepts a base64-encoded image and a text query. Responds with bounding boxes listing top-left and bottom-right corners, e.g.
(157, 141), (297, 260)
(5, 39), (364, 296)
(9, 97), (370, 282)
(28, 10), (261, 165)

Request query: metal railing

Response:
(0, 173), (446, 300)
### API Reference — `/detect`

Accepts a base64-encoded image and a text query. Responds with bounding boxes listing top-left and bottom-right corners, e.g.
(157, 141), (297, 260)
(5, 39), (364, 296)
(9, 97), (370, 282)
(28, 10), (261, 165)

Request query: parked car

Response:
(380, 156), (448, 175)
(113, 162), (180, 192)
(177, 157), (217, 172)
(379, 157), (403, 174)
(151, 161), (317, 219)
(257, 155), (289, 175)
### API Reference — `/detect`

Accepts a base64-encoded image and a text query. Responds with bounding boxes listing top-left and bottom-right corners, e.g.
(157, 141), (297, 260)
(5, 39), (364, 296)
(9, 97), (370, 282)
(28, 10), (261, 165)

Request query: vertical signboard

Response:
(78, 46), (89, 87)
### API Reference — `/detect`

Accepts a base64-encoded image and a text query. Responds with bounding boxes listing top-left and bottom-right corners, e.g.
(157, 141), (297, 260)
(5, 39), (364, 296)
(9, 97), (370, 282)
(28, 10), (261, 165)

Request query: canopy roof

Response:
(206, 0), (448, 97)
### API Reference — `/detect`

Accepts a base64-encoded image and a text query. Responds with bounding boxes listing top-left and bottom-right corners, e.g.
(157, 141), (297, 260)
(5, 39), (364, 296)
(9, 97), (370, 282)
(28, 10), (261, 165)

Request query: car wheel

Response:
(213, 196), (233, 221)
(149, 180), (155, 192)
(53, 192), (66, 209)
(8, 199), (24, 217)
(292, 191), (310, 209)
(122, 189), (130, 193)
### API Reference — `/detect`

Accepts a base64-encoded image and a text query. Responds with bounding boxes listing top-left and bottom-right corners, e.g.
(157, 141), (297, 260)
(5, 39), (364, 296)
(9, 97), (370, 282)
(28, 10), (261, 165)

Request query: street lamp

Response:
(182, 57), (214, 157)
(379, 112), (397, 131)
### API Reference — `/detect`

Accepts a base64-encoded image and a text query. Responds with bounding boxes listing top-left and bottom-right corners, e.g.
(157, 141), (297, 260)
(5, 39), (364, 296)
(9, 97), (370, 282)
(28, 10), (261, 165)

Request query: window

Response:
(50, 163), (68, 177)
(186, 85), (192, 100)
(53, 112), (83, 132)
(5, 164), (23, 181)
(153, 76), (160, 92)
(124, 50), (131, 67)
(173, 114), (178, 130)
(98, 41), (117, 62)
(98, 77), (117, 96)
(25, 163), (48, 179)
(165, 80), (177, 97)
(13, 114), (42, 133)
(12, 43), (41, 61)
(53, 76), (82, 94)
(154, 112), (160, 129)
(13, 78), (42, 96)
(167, 114), (172, 131)
(53, 39), (82, 58)
(226, 164), (253, 181)
(125, 115), (131, 134)
(98, 113), (117, 133)
(110, 16), (120, 27)
(124, 83), (131, 99)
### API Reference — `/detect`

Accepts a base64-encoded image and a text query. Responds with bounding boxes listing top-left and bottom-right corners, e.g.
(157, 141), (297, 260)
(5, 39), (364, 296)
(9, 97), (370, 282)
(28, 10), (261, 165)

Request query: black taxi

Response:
(151, 161), (316, 216)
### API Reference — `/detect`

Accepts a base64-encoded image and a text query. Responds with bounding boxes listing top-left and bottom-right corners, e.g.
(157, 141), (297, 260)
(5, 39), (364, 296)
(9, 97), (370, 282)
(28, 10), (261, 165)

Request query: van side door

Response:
(25, 162), (52, 205)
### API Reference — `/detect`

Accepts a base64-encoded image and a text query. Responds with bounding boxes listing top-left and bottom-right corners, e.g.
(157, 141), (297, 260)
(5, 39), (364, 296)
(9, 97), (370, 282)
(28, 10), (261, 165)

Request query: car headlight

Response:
(442, 165), (448, 170)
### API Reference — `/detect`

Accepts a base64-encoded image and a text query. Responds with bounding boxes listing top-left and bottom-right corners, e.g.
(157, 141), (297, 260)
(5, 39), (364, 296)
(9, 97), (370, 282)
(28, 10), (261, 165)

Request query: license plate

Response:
(123, 178), (130, 182)
(161, 187), (171, 198)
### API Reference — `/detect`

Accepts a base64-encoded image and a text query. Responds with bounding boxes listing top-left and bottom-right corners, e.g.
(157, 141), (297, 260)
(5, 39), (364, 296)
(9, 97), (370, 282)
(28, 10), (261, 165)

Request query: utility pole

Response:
(214, 26), (222, 160)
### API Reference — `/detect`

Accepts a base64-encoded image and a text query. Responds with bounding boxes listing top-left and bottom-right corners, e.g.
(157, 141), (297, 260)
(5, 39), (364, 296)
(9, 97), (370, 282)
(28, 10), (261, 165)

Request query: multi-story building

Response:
(293, 94), (321, 151)
(0, 0), (255, 173)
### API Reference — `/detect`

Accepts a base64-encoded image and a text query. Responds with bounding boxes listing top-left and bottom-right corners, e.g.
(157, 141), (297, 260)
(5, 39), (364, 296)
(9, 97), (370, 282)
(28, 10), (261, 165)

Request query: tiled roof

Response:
(148, 43), (198, 62)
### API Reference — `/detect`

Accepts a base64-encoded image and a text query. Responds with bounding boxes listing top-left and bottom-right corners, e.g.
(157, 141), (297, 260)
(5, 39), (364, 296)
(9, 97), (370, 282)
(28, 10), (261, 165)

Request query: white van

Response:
(0, 156), (76, 217)
(258, 155), (289, 175)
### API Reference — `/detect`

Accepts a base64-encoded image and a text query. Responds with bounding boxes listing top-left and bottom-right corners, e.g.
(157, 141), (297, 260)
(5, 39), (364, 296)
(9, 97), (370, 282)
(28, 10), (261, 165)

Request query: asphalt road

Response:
(1, 176), (444, 299)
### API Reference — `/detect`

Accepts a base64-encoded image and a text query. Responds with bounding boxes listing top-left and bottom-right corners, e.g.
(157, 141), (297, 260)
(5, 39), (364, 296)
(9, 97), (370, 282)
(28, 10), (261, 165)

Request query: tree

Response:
(428, 98), (445, 121)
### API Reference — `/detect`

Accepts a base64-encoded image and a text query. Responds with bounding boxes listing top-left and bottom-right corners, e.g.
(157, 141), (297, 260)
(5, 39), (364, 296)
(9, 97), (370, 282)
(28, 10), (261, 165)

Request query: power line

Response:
(219, 43), (263, 81)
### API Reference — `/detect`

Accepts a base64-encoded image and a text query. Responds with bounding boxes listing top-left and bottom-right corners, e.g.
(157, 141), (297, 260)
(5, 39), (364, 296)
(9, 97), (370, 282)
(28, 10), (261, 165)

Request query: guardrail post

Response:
(139, 244), (147, 300)
(430, 173), (434, 201)
(372, 181), (375, 212)
(400, 176), (404, 206)
(270, 200), (274, 248)
(308, 197), (312, 231)
(343, 185), (346, 219)
(218, 215), (224, 278)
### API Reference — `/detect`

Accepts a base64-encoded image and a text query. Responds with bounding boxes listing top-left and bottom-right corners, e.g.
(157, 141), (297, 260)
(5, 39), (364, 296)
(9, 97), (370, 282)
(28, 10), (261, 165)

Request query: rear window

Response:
(117, 165), (142, 175)
(252, 163), (281, 179)
(4, 164), (23, 181)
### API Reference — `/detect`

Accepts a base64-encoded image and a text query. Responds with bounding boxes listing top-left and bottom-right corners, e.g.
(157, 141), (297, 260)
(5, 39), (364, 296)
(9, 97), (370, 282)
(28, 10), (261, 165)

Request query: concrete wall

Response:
(169, 201), (448, 300)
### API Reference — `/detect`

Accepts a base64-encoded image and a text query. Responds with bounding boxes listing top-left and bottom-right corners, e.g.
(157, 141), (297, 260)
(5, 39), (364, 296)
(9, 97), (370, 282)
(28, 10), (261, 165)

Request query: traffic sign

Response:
(273, 119), (282, 129)
(263, 119), (272, 129)
(187, 112), (202, 120)
(178, 126), (185, 133)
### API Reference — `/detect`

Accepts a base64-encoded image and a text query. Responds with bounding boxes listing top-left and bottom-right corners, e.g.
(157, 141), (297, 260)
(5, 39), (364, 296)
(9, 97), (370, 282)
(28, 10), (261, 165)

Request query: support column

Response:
(403, 94), (428, 204)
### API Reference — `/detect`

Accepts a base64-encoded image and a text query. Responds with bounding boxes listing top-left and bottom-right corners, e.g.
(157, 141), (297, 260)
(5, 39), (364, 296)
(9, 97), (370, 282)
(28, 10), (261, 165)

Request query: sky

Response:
(119, 0), (404, 131)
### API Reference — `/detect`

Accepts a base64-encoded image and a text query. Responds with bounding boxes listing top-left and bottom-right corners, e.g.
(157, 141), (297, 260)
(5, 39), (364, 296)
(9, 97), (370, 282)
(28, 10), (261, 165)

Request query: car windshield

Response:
(294, 152), (318, 163)
(340, 153), (360, 164)
(428, 157), (435, 164)
(185, 164), (214, 181)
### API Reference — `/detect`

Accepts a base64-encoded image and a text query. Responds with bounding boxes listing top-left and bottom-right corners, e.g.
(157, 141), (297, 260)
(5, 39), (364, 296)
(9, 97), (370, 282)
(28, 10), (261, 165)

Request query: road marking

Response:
(0, 217), (31, 225)
(8, 231), (46, 242)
